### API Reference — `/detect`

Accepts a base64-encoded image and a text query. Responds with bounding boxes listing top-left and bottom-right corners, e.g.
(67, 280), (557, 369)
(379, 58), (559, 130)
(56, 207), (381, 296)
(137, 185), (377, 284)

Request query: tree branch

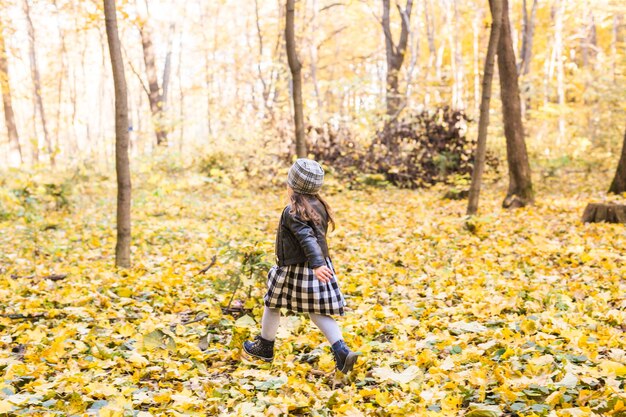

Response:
(121, 45), (150, 97)
(396, 0), (414, 56)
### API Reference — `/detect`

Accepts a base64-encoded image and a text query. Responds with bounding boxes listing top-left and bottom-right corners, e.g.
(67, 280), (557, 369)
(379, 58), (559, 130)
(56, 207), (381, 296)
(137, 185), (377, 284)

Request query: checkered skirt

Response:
(264, 257), (346, 316)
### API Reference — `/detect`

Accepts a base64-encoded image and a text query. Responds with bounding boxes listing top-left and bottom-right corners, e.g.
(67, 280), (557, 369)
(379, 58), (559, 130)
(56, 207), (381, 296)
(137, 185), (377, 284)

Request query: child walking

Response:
(243, 159), (359, 373)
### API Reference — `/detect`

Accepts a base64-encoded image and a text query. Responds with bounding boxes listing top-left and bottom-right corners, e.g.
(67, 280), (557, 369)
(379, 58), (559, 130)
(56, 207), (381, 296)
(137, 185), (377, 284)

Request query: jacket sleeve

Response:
(284, 210), (326, 269)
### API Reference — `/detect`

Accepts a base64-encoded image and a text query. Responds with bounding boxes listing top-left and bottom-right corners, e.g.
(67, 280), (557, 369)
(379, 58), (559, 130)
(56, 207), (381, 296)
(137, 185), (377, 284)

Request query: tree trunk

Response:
(554, 0), (566, 145)
(177, 28), (184, 152)
(609, 127), (626, 194)
(450, 0), (465, 110)
(472, 4), (483, 117)
(308, 0), (323, 114)
(23, 0), (53, 166)
(254, 0), (271, 118)
(0, 18), (22, 164)
(161, 23), (175, 112)
(424, 0), (436, 102)
(581, 8), (597, 68)
(53, 0), (67, 162)
(139, 23), (167, 147)
(611, 15), (619, 83)
(467, 0), (503, 216)
(104, 0), (131, 268)
(404, 0), (420, 101)
(518, 0), (537, 75)
(498, 0), (534, 208)
(285, 0), (306, 158)
(382, 0), (413, 119)
(582, 203), (626, 224)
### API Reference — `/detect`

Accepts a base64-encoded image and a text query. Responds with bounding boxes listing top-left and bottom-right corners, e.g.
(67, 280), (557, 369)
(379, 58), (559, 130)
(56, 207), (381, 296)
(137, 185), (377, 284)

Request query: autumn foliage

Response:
(1, 163), (625, 415)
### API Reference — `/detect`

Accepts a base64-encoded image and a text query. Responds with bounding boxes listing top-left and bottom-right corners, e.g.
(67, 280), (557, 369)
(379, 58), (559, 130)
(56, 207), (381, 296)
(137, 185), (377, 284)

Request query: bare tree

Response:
(23, 0), (53, 165)
(53, 0), (68, 160)
(285, 0), (306, 158)
(467, 0), (503, 216)
(382, 0), (413, 119)
(424, 0), (436, 91)
(554, 0), (566, 145)
(0, 16), (22, 164)
(448, 0), (465, 110)
(254, 0), (283, 120)
(472, 4), (483, 116)
(580, 6), (597, 68)
(138, 19), (168, 146)
(610, 15), (620, 83)
(161, 23), (175, 113)
(308, 0), (323, 114)
(104, 0), (131, 268)
(177, 27), (184, 151)
(498, 0), (534, 208)
(518, 0), (537, 75)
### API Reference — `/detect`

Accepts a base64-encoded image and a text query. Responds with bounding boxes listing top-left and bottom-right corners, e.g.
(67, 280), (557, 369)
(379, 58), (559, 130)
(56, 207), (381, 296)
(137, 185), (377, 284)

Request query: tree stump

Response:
(582, 203), (626, 223)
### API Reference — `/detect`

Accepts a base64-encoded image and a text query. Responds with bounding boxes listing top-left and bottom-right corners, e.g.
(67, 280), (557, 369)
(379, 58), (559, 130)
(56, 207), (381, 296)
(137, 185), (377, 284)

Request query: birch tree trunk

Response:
(161, 23), (175, 113)
(53, 0), (67, 161)
(0, 18), (22, 164)
(285, 0), (306, 158)
(467, 0), (503, 216)
(308, 0), (323, 114)
(611, 15), (618, 83)
(177, 28), (184, 152)
(581, 6), (597, 68)
(498, 0), (534, 208)
(472, 4), (482, 117)
(554, 0), (566, 145)
(104, 0), (131, 268)
(450, 0), (465, 110)
(254, 0), (272, 118)
(23, 0), (53, 166)
(424, 0), (436, 105)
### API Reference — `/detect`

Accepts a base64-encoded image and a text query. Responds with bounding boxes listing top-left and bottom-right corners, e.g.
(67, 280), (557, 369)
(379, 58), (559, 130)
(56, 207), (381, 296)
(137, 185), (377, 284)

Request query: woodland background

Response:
(0, 0), (624, 167)
(0, 0), (625, 416)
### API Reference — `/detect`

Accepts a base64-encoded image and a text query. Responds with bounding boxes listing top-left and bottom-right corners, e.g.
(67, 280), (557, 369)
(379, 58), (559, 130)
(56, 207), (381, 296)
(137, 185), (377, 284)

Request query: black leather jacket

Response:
(275, 199), (330, 269)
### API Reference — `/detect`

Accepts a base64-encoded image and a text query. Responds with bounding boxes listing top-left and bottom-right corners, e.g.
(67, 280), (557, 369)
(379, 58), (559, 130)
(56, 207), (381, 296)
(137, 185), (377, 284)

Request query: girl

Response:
(242, 159), (359, 373)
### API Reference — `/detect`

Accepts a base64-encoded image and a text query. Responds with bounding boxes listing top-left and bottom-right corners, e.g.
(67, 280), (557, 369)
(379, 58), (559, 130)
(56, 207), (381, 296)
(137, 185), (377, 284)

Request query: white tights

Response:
(260, 306), (342, 345)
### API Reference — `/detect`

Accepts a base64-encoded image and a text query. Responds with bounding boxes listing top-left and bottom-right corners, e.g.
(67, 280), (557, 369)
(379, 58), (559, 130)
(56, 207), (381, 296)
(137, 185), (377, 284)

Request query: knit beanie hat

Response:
(287, 159), (324, 195)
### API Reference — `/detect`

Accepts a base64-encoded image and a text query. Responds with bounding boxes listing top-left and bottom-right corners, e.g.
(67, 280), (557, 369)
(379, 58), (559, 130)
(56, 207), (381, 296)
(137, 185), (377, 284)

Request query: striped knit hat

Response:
(287, 159), (324, 195)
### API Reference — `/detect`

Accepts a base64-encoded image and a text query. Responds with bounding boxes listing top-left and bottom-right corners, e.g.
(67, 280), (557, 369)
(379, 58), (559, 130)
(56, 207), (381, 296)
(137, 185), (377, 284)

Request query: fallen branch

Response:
(195, 255), (217, 276)
(169, 311), (209, 331)
(44, 274), (68, 281)
(220, 306), (252, 318)
(182, 312), (208, 325)
(10, 273), (68, 281)
(2, 313), (47, 320)
(1, 312), (141, 322)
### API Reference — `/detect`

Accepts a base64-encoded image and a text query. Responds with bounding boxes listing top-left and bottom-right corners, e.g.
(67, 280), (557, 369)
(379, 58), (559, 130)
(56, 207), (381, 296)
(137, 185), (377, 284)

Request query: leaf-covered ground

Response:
(0, 163), (625, 416)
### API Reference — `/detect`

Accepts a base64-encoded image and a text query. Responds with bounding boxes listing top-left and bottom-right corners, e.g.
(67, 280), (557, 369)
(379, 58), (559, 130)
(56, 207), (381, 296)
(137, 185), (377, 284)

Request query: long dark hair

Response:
(288, 187), (335, 231)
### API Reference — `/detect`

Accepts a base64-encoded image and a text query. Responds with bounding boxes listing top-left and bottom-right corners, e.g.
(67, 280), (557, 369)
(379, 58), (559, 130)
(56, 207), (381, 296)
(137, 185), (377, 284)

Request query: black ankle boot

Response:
(331, 340), (359, 373)
(243, 335), (274, 362)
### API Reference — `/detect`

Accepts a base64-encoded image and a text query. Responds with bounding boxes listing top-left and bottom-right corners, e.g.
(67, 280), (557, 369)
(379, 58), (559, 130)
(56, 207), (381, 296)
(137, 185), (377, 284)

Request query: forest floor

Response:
(0, 161), (625, 416)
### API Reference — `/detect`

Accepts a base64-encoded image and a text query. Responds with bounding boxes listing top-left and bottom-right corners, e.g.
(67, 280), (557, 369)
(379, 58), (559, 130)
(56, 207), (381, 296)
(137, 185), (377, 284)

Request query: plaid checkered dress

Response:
(264, 257), (346, 316)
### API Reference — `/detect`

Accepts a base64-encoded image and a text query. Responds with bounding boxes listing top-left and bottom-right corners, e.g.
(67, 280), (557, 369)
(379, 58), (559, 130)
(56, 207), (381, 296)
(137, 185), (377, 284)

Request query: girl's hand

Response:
(313, 265), (333, 283)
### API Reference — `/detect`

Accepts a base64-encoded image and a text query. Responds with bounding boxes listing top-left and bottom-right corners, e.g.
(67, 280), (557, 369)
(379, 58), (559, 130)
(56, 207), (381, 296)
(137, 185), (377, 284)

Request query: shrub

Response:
(308, 107), (499, 189)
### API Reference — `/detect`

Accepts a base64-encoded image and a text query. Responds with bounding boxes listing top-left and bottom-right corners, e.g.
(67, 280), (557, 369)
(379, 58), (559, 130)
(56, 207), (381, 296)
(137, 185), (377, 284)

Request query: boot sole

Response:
(241, 344), (273, 363)
(339, 352), (360, 373)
